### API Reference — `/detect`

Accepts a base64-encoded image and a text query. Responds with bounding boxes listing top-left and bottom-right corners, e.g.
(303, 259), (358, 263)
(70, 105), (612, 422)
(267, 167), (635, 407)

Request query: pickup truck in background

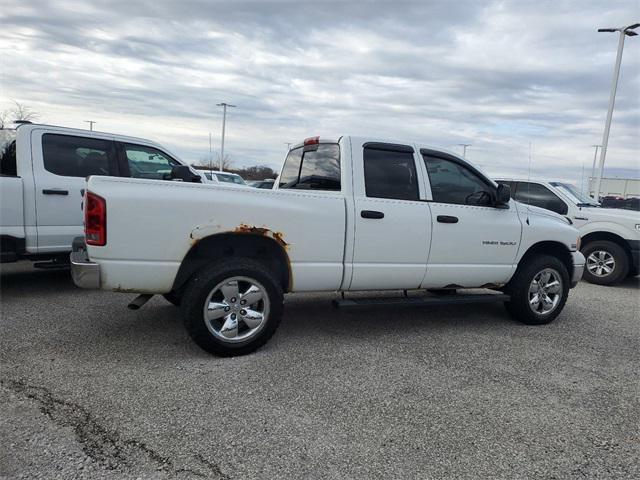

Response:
(0, 123), (202, 266)
(496, 179), (640, 285)
(72, 136), (585, 356)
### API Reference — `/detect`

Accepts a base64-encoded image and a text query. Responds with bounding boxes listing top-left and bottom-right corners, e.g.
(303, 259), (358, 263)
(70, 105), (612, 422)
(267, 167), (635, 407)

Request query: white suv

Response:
(497, 179), (640, 285)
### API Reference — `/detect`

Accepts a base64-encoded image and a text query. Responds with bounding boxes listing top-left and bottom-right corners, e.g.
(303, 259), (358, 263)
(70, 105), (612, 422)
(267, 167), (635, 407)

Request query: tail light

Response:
(85, 192), (106, 246)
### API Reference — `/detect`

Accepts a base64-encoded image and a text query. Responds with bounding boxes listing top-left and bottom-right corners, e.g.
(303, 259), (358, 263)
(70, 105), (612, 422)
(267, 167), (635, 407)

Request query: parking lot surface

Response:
(1, 262), (639, 479)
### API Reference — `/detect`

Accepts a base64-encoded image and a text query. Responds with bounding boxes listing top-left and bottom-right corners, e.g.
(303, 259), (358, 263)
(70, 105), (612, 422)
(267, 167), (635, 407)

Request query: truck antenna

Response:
(526, 142), (532, 225)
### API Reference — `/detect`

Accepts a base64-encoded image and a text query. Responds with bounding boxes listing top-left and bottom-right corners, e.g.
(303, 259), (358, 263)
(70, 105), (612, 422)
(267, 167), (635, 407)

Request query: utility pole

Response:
(216, 102), (236, 171)
(458, 143), (471, 158)
(589, 145), (601, 198)
(84, 120), (96, 131)
(284, 142), (292, 151)
(593, 23), (639, 201)
(209, 132), (213, 170)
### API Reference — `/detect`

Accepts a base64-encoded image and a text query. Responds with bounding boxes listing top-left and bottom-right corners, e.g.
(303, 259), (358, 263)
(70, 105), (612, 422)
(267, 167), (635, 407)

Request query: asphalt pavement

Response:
(1, 262), (639, 479)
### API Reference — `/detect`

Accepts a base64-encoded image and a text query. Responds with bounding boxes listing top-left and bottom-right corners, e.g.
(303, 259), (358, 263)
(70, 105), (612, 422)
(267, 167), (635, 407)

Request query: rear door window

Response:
(279, 144), (340, 191)
(364, 146), (419, 200)
(123, 144), (178, 180)
(42, 134), (116, 177)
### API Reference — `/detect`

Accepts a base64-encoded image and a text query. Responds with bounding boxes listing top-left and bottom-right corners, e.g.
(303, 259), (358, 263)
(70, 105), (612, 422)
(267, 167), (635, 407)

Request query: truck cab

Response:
(0, 123), (199, 266)
(496, 178), (640, 285)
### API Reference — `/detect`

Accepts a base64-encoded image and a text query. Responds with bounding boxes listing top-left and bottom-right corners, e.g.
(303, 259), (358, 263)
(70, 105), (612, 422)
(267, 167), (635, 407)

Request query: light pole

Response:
(84, 120), (96, 131)
(458, 143), (471, 158)
(209, 132), (213, 170)
(216, 102), (236, 171)
(593, 23), (639, 202)
(589, 145), (601, 198)
(284, 142), (291, 151)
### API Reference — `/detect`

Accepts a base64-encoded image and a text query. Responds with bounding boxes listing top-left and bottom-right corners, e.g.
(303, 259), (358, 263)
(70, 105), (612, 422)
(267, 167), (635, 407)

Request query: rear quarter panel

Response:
(86, 177), (346, 293)
(0, 176), (25, 240)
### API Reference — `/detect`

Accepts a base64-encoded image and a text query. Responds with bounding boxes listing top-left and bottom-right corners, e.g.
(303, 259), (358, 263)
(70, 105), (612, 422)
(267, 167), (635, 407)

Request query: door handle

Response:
(42, 189), (69, 196)
(361, 210), (384, 219)
(437, 215), (458, 223)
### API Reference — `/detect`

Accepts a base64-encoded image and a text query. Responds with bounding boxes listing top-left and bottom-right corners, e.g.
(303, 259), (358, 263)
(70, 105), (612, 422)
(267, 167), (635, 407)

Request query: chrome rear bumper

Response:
(70, 237), (100, 289)
(570, 251), (585, 288)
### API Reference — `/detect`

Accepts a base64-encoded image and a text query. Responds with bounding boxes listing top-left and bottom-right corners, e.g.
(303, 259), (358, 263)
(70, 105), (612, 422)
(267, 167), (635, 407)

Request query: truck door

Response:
(420, 149), (521, 287)
(30, 130), (118, 252)
(348, 142), (432, 290)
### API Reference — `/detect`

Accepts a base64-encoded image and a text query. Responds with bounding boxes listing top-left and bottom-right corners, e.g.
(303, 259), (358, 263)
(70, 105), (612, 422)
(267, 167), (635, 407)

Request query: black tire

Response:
(181, 258), (283, 356)
(581, 240), (629, 286)
(504, 254), (570, 325)
(162, 292), (181, 306)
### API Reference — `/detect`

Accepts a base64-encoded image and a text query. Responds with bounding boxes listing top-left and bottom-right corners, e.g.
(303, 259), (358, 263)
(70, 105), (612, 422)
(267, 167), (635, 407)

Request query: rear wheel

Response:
(581, 240), (629, 285)
(504, 255), (569, 325)
(181, 258), (283, 356)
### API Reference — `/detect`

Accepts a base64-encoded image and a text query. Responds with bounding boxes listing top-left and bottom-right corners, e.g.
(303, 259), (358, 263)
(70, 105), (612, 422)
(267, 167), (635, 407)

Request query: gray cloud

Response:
(1, 0), (638, 186)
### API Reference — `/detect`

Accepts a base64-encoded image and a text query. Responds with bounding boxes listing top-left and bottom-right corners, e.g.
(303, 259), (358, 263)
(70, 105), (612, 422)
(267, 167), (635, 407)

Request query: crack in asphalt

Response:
(2, 378), (230, 479)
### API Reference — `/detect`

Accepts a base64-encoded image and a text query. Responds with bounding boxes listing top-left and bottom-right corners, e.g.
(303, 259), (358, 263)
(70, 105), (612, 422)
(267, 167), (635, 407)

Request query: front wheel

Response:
(181, 258), (283, 356)
(504, 255), (570, 325)
(581, 240), (629, 286)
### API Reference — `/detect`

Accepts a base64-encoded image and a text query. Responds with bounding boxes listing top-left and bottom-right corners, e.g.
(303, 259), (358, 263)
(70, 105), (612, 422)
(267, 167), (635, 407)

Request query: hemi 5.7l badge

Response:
(482, 241), (517, 246)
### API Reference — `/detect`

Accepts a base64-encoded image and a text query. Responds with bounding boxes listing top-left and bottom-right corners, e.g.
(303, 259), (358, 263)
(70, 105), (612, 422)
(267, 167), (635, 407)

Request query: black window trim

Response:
(363, 142), (414, 154)
(420, 148), (498, 206)
(41, 133), (120, 178)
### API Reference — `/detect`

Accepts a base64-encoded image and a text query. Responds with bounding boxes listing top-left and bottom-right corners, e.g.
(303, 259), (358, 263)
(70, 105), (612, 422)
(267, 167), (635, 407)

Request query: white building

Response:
(588, 177), (640, 199)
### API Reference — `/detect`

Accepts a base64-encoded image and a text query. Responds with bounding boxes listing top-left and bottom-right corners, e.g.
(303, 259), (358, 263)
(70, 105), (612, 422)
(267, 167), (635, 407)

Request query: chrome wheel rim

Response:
(202, 276), (270, 343)
(586, 250), (615, 277)
(528, 268), (562, 316)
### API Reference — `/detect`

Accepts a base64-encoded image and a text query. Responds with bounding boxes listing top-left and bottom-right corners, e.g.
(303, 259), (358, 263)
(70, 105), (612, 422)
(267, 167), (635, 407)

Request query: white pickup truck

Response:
(496, 179), (640, 285)
(0, 123), (201, 266)
(72, 136), (585, 356)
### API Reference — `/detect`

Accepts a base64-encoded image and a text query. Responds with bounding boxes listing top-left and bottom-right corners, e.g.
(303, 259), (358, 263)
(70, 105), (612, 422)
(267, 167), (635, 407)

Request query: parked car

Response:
(72, 136), (584, 356)
(249, 179), (275, 189)
(601, 195), (640, 212)
(496, 179), (640, 285)
(196, 169), (249, 186)
(0, 123), (203, 266)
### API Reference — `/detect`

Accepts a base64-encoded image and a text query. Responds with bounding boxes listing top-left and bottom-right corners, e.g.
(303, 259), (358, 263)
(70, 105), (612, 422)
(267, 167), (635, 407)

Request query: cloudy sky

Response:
(1, 0), (638, 184)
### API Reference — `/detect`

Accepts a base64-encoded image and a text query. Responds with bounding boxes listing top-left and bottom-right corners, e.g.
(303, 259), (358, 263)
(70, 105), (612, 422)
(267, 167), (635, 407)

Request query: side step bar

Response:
(333, 293), (510, 309)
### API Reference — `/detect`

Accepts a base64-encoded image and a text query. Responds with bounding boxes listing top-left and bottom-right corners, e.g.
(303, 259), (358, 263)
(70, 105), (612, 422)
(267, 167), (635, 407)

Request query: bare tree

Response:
(0, 101), (40, 128)
(10, 101), (39, 123)
(216, 153), (234, 171)
(0, 110), (9, 129)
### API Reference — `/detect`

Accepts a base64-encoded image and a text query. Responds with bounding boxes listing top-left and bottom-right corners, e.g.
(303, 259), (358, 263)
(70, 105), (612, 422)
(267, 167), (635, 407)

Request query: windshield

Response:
(0, 129), (17, 176)
(550, 182), (599, 206)
(216, 173), (246, 185)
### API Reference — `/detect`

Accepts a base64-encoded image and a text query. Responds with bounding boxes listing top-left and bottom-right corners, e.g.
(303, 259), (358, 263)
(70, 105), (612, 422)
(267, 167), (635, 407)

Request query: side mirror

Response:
(496, 183), (511, 207)
(170, 165), (201, 183)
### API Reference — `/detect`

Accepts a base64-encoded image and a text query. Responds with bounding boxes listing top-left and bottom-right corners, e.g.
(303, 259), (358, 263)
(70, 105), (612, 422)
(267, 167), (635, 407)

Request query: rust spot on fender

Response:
(234, 223), (292, 291)
(233, 223), (289, 249)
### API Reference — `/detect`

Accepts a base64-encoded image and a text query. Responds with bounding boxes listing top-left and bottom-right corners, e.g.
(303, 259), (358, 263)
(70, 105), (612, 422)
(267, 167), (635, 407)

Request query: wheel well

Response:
(581, 231), (632, 260)
(171, 233), (291, 293)
(518, 241), (573, 276)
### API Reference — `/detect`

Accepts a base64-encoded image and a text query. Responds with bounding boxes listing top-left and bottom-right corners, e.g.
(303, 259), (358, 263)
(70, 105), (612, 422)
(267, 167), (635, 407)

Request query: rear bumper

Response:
(570, 251), (585, 288)
(70, 237), (100, 289)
